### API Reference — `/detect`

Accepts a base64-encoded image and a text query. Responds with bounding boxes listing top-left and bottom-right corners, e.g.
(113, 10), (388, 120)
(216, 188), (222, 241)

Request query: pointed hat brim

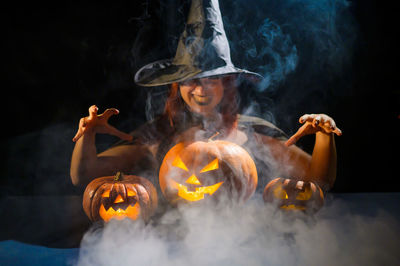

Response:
(134, 0), (263, 87)
(134, 59), (263, 87)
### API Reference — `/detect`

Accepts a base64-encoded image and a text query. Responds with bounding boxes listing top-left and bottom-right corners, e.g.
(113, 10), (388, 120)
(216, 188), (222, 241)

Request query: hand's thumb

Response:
(285, 124), (309, 146)
(285, 135), (299, 146)
(106, 125), (132, 141)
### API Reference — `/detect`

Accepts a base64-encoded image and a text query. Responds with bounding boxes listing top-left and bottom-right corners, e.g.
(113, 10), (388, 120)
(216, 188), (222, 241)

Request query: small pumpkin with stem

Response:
(83, 172), (158, 222)
(263, 177), (324, 213)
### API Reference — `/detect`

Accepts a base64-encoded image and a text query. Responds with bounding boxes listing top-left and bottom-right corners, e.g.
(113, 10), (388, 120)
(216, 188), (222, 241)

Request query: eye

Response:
(172, 155), (189, 171)
(273, 186), (288, 199)
(200, 158), (219, 173)
(295, 187), (312, 200)
(127, 189), (136, 197)
(102, 190), (110, 197)
(202, 79), (218, 88)
(180, 79), (197, 87)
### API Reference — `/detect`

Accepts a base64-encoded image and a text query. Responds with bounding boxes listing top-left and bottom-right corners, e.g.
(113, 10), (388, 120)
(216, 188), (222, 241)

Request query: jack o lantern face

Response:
(159, 141), (258, 205)
(83, 173), (158, 223)
(169, 155), (224, 201)
(263, 178), (324, 212)
(98, 183), (140, 222)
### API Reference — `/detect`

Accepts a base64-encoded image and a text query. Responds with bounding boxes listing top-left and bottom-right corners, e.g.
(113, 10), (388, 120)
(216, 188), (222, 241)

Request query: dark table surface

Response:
(1, 193), (399, 266)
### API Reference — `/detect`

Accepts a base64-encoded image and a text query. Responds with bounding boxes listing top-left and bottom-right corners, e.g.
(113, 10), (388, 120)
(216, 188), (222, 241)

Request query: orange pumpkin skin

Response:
(159, 140), (258, 205)
(263, 178), (324, 213)
(83, 173), (157, 222)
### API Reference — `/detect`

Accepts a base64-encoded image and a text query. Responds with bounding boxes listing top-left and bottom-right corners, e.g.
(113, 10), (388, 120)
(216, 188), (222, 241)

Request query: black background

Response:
(1, 0), (399, 196)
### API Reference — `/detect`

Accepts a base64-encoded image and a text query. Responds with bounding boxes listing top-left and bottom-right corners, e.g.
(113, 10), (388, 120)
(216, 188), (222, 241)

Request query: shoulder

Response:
(237, 114), (288, 140)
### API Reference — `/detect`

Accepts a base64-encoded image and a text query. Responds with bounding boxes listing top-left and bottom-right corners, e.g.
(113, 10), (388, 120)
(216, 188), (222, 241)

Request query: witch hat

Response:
(134, 0), (262, 87)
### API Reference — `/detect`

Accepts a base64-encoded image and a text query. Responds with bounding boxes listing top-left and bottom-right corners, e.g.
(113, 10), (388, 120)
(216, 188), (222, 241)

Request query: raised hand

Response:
(285, 114), (342, 146)
(72, 105), (133, 142)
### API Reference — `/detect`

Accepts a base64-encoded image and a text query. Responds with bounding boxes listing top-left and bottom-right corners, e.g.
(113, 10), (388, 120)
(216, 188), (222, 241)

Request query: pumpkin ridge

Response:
(91, 182), (110, 221)
(87, 177), (109, 221)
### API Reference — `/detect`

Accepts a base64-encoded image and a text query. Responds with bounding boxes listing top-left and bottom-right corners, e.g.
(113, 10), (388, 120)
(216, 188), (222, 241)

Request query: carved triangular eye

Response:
(273, 186), (288, 199)
(172, 155), (189, 171)
(102, 190), (110, 197)
(185, 174), (201, 185)
(296, 186), (312, 200)
(200, 158), (219, 173)
(127, 189), (136, 197)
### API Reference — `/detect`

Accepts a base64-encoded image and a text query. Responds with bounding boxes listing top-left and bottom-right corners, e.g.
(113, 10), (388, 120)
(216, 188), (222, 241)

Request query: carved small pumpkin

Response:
(263, 178), (324, 212)
(159, 140), (258, 205)
(83, 172), (157, 222)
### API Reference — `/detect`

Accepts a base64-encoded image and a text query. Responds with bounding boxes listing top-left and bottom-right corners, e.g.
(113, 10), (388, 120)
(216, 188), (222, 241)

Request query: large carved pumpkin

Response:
(263, 178), (324, 213)
(159, 140), (258, 205)
(83, 172), (158, 222)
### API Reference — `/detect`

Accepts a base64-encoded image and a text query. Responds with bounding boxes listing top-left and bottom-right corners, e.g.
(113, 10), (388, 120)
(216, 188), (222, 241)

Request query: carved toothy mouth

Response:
(170, 180), (224, 202)
(280, 204), (306, 211)
(99, 202), (140, 222)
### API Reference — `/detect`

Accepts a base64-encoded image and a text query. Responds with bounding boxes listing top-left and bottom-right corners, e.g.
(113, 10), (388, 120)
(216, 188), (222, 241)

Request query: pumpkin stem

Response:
(114, 172), (123, 181)
(208, 131), (220, 142)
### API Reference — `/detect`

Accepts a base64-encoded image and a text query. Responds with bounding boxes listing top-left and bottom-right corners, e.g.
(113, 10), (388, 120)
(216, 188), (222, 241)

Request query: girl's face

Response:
(179, 77), (224, 116)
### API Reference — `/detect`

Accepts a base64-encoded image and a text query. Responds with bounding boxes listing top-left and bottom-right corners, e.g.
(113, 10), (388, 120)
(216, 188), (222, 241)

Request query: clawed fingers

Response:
(312, 115), (322, 128)
(285, 123), (308, 146)
(100, 108), (120, 120)
(300, 114), (323, 126)
(333, 127), (342, 136)
(285, 135), (299, 147)
(299, 114), (342, 136)
(72, 118), (87, 142)
(299, 114), (315, 123)
(88, 105), (98, 119)
(72, 105), (127, 142)
(72, 129), (83, 142)
(319, 115), (342, 136)
(81, 117), (88, 128)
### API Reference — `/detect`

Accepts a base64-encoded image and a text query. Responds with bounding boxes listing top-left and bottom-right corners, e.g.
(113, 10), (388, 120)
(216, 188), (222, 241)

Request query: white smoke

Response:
(76, 1), (395, 265)
(77, 194), (400, 266)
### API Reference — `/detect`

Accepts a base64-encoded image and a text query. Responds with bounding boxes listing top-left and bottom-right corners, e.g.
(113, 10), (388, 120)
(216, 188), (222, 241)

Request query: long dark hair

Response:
(164, 75), (239, 134)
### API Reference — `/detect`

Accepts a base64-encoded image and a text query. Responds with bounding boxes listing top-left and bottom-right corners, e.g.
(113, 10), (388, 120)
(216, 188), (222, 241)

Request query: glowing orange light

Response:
(295, 187), (312, 200)
(273, 186), (288, 199)
(263, 178), (325, 213)
(171, 180), (224, 201)
(172, 155), (189, 171)
(127, 189), (136, 197)
(200, 158), (219, 173)
(185, 174), (202, 185)
(280, 204), (306, 211)
(159, 141), (258, 204)
(99, 202), (140, 222)
(114, 194), (124, 203)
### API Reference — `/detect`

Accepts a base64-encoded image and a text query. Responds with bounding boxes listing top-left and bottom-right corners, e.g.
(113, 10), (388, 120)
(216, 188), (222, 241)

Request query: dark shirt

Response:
(114, 112), (288, 196)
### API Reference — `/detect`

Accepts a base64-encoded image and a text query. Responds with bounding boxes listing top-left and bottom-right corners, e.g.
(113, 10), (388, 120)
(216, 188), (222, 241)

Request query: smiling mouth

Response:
(99, 202), (140, 222)
(280, 204), (306, 211)
(170, 180), (224, 202)
(193, 95), (212, 106)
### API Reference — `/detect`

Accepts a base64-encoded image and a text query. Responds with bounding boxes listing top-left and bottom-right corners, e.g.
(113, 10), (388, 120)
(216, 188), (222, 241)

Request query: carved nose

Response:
(185, 174), (201, 185)
(114, 194), (124, 203)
